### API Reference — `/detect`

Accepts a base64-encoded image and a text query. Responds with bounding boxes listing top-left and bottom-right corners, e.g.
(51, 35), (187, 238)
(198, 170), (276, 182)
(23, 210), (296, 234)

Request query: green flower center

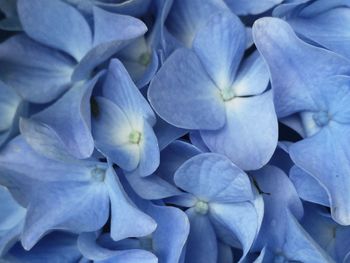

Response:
(194, 200), (209, 215)
(220, 88), (235, 102)
(129, 130), (141, 144)
(139, 52), (151, 66)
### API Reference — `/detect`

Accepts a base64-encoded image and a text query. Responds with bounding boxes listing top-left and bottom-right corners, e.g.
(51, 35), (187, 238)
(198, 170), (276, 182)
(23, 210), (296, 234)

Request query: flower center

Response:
(312, 111), (330, 127)
(138, 52), (151, 66)
(220, 88), (235, 102)
(90, 167), (106, 182)
(194, 200), (209, 215)
(129, 130), (141, 144)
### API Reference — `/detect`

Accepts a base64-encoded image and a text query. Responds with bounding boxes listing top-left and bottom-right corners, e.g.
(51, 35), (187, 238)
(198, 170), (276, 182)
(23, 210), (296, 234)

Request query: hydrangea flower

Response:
(253, 17), (350, 225)
(169, 153), (263, 262)
(149, 11), (278, 170)
(0, 136), (156, 250)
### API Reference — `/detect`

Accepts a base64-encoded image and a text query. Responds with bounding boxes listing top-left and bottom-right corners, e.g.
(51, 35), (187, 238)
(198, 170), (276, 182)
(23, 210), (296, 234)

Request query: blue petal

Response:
(288, 8), (350, 59)
(105, 168), (157, 241)
(148, 48), (225, 130)
(78, 232), (157, 263)
(153, 118), (187, 151)
(193, 12), (245, 89)
(124, 170), (182, 200)
(166, 0), (228, 47)
(146, 204), (189, 263)
(201, 91), (278, 170)
(137, 120), (160, 177)
(290, 165), (330, 207)
(92, 97), (140, 171)
(217, 242), (233, 263)
(185, 208), (218, 263)
(251, 165), (304, 250)
(189, 132), (209, 153)
(22, 180), (110, 250)
(17, 0), (92, 61)
(95, 0), (151, 17)
(157, 140), (201, 184)
(20, 75), (100, 160)
(253, 17), (350, 117)
(232, 51), (270, 97)
(282, 211), (334, 262)
(92, 7), (148, 47)
(225, 0), (283, 15)
(102, 59), (156, 126)
(209, 201), (261, 260)
(290, 123), (350, 225)
(0, 35), (75, 103)
(174, 153), (254, 203)
(5, 232), (82, 262)
(0, 81), (21, 132)
(72, 13), (147, 82)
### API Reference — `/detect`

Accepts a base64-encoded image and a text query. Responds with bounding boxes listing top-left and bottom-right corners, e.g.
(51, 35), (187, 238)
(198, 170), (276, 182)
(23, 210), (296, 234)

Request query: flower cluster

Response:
(0, 0), (350, 262)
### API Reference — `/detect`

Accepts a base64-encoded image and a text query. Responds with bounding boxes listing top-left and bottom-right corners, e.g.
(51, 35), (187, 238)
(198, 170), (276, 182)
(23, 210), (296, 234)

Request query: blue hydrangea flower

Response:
(149, 11), (278, 170)
(250, 165), (333, 262)
(274, 0), (350, 59)
(0, 136), (156, 250)
(0, 0), (147, 104)
(0, 186), (25, 256)
(91, 59), (159, 177)
(253, 17), (350, 225)
(169, 153), (263, 262)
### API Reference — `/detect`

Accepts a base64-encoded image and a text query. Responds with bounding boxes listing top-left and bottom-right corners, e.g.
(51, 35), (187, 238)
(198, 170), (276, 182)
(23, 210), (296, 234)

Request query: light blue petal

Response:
(201, 91), (278, 170)
(78, 232), (157, 263)
(95, 0), (151, 17)
(92, 97), (140, 171)
(0, 35), (75, 103)
(193, 12), (245, 89)
(20, 75), (99, 160)
(301, 204), (350, 262)
(102, 59), (156, 126)
(225, 0), (283, 15)
(92, 7), (148, 47)
(0, 136), (96, 183)
(174, 153), (254, 203)
(185, 208), (218, 263)
(0, 81), (21, 132)
(154, 118), (187, 151)
(148, 48), (225, 130)
(21, 180), (110, 250)
(105, 168), (157, 241)
(232, 51), (270, 97)
(189, 132), (209, 153)
(125, 170), (182, 200)
(299, 0), (350, 17)
(17, 0), (92, 61)
(157, 140), (201, 184)
(253, 17), (350, 118)
(282, 211), (334, 263)
(136, 120), (159, 177)
(290, 165), (330, 207)
(72, 13), (147, 82)
(0, 186), (25, 232)
(289, 8), (350, 59)
(251, 165), (304, 250)
(147, 204), (189, 263)
(166, 0), (228, 47)
(209, 201), (260, 261)
(290, 123), (350, 225)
